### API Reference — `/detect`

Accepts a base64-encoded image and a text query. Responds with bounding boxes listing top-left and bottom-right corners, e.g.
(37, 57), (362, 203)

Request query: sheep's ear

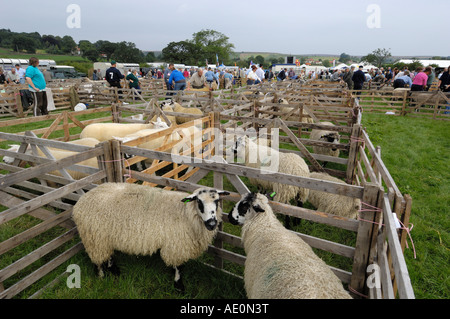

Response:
(252, 204), (265, 213)
(181, 195), (197, 203)
(218, 191), (230, 197)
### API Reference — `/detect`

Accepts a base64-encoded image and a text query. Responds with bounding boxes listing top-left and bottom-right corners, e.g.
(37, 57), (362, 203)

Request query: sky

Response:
(1, 0), (449, 57)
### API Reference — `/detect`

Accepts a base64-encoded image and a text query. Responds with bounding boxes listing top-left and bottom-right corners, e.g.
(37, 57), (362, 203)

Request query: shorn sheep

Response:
(228, 192), (352, 299)
(278, 98), (314, 123)
(233, 136), (310, 228)
(3, 138), (101, 182)
(310, 121), (341, 162)
(72, 184), (230, 290)
(308, 172), (361, 219)
(172, 101), (203, 124)
(79, 118), (169, 142)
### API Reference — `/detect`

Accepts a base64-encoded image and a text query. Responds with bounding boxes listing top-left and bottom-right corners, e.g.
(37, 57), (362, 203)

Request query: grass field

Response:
(0, 110), (448, 299)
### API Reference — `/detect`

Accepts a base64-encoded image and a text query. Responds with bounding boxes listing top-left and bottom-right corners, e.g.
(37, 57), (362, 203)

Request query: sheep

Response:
(233, 135), (310, 228)
(150, 100), (177, 125)
(172, 101), (203, 124)
(277, 98), (314, 123)
(310, 122), (341, 163)
(2, 138), (102, 183)
(79, 118), (169, 142)
(307, 172), (361, 219)
(72, 184), (230, 290)
(114, 124), (203, 169)
(228, 192), (352, 299)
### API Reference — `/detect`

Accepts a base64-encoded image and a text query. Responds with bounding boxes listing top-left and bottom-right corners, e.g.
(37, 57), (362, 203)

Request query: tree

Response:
(79, 40), (99, 62)
(191, 29), (234, 65)
(339, 53), (351, 63)
(95, 40), (117, 61)
(111, 41), (143, 63)
(361, 48), (392, 68)
(162, 41), (199, 65)
(11, 35), (37, 53)
(60, 35), (77, 54)
(322, 60), (331, 68)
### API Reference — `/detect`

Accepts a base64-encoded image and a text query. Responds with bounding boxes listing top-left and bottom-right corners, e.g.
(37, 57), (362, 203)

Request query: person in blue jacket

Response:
(168, 64), (186, 91)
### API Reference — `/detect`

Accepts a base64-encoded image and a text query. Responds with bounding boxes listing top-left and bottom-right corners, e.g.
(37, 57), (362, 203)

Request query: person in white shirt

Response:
(255, 64), (265, 84)
(247, 65), (259, 85)
(14, 64), (26, 84)
(6, 68), (20, 84)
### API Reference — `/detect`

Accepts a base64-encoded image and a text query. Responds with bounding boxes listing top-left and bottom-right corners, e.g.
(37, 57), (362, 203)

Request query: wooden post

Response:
(349, 182), (384, 298)
(346, 124), (362, 184)
(99, 141), (115, 183)
(14, 88), (24, 118)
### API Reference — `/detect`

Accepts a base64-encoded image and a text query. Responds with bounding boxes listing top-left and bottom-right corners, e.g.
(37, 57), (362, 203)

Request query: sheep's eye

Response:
(197, 200), (205, 214)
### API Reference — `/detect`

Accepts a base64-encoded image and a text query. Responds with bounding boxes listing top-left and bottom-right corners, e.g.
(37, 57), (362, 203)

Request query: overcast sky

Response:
(2, 0), (449, 57)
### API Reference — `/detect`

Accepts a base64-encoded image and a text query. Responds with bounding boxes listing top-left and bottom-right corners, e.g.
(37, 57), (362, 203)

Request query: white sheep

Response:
(228, 192), (352, 299)
(2, 138), (101, 183)
(308, 172), (361, 219)
(150, 100), (177, 125)
(233, 135), (310, 228)
(172, 101), (204, 124)
(72, 184), (230, 290)
(310, 121), (341, 159)
(278, 98), (314, 123)
(80, 118), (168, 142)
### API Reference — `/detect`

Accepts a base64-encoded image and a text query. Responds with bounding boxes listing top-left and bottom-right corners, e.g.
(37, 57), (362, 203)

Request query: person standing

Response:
(411, 67), (431, 92)
(105, 60), (124, 100)
(15, 64), (26, 84)
(255, 65), (265, 84)
(425, 67), (436, 91)
(277, 68), (287, 81)
(6, 67), (20, 84)
(187, 68), (208, 90)
(247, 64), (259, 85)
(168, 64), (186, 91)
(342, 66), (354, 90)
(164, 65), (173, 92)
(105, 60), (124, 88)
(25, 57), (48, 116)
(438, 67), (450, 92)
(352, 66), (366, 93)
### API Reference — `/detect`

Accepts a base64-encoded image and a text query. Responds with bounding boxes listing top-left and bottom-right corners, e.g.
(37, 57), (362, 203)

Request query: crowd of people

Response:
(326, 65), (450, 92)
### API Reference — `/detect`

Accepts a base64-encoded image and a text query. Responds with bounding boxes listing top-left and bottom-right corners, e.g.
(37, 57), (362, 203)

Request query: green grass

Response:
(0, 47), (87, 63)
(0, 110), (448, 299)
(360, 113), (449, 299)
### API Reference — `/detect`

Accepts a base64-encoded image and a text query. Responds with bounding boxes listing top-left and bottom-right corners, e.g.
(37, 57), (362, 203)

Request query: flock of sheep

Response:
(2, 98), (358, 299)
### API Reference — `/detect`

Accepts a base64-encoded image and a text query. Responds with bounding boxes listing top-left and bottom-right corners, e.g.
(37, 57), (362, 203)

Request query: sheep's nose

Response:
(205, 218), (217, 231)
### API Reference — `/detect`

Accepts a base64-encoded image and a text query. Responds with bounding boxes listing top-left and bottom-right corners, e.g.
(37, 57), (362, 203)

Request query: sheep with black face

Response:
(228, 192), (352, 299)
(310, 121), (341, 159)
(72, 184), (229, 290)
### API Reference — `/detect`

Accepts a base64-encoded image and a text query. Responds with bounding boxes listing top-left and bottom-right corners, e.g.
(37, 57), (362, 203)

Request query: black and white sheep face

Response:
(321, 133), (340, 151)
(181, 188), (230, 231)
(228, 193), (267, 226)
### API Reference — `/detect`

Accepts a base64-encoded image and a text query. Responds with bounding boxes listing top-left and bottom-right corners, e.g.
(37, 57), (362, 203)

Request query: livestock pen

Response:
(0, 89), (414, 299)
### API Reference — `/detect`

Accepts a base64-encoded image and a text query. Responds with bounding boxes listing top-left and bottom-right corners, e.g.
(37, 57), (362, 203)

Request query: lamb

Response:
(233, 136), (310, 228)
(72, 184), (230, 290)
(228, 192), (352, 299)
(310, 121), (341, 160)
(308, 172), (361, 219)
(80, 118), (169, 142)
(172, 101), (203, 124)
